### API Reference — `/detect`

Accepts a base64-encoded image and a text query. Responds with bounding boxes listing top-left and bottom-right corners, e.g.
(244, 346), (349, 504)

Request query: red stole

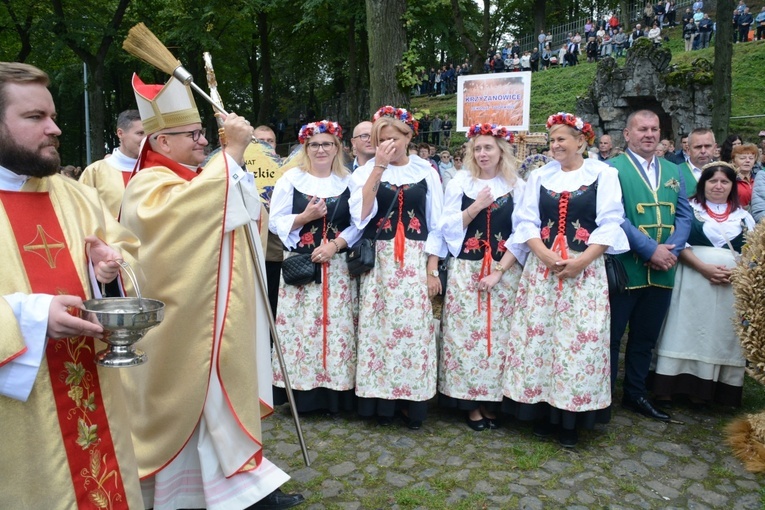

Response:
(0, 190), (129, 509)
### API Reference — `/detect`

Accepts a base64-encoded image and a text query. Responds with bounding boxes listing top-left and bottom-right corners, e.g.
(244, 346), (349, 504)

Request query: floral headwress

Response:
(372, 106), (419, 136)
(298, 120), (343, 144)
(467, 123), (515, 143)
(545, 112), (596, 146)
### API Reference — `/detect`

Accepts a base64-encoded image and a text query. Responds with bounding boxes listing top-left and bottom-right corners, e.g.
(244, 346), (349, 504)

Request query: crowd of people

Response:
(262, 106), (763, 449)
(4, 54), (765, 509)
(412, 0), (765, 90)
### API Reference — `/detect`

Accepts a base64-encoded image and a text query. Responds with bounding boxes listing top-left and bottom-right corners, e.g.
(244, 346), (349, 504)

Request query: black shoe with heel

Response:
(622, 396), (671, 422)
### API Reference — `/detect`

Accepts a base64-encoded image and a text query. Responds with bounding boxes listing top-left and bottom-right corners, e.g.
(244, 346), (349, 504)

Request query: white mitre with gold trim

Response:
(132, 73), (201, 135)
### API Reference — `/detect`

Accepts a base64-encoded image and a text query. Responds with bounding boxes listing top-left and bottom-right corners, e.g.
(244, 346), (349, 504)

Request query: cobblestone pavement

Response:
(261, 396), (764, 510)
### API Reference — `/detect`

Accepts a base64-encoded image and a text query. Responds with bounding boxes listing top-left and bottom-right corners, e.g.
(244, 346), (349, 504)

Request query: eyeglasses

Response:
(157, 129), (205, 142)
(307, 142), (336, 152)
(352, 134), (371, 141)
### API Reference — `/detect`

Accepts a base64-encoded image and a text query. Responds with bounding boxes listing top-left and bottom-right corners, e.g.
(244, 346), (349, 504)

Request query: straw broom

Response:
(122, 23), (226, 115)
(122, 22), (311, 467)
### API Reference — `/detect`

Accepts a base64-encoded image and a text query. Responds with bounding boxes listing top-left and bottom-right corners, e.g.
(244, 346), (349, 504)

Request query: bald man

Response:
(350, 121), (374, 171)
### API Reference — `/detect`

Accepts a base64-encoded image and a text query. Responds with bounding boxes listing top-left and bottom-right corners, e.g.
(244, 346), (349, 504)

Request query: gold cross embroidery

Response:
(24, 225), (66, 268)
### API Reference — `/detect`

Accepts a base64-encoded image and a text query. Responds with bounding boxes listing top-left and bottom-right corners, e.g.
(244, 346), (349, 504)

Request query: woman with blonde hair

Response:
(731, 143), (758, 208)
(438, 124), (526, 431)
(349, 106), (446, 430)
(269, 120), (362, 413)
(502, 113), (628, 447)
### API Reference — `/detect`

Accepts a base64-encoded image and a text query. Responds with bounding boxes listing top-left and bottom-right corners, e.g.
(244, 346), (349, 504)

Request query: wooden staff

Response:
(123, 23), (311, 467)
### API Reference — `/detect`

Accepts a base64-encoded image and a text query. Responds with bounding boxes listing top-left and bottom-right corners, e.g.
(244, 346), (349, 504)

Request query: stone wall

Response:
(576, 37), (714, 148)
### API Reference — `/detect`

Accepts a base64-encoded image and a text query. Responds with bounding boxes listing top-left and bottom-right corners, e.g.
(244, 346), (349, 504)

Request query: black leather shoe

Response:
(559, 428), (578, 448)
(377, 416), (394, 426)
(532, 421), (555, 438)
(247, 488), (305, 509)
(466, 416), (487, 431)
(622, 396), (671, 422)
(398, 410), (422, 430)
(484, 417), (501, 430)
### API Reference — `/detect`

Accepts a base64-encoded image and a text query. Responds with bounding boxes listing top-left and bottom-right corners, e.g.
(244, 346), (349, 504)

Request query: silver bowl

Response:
(82, 297), (164, 367)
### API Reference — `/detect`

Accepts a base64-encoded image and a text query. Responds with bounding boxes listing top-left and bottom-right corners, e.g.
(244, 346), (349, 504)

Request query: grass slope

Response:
(413, 26), (765, 146)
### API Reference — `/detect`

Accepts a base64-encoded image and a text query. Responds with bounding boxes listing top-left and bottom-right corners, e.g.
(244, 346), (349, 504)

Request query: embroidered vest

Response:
(363, 179), (429, 241)
(611, 153), (681, 288)
(459, 191), (514, 261)
(677, 162), (699, 198)
(538, 181), (598, 251)
(291, 188), (351, 254)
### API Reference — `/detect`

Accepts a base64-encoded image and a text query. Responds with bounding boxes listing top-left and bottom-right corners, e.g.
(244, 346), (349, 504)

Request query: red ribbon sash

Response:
(543, 191), (570, 291)
(0, 190), (129, 509)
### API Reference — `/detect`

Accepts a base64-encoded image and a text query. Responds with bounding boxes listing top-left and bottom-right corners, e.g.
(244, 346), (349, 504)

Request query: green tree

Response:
(51, 0), (132, 161)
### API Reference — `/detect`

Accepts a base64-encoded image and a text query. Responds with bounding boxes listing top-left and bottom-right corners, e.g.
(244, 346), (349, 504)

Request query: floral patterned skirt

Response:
(355, 239), (436, 402)
(438, 257), (522, 404)
(272, 251), (358, 394)
(502, 252), (612, 415)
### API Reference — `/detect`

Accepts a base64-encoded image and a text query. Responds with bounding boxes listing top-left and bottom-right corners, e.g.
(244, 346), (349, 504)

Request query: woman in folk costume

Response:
(438, 124), (527, 431)
(652, 162), (754, 407)
(349, 106), (447, 430)
(119, 75), (303, 510)
(502, 112), (629, 448)
(269, 120), (361, 414)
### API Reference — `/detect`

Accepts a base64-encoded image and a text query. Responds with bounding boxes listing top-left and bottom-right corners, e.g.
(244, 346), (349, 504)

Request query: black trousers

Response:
(610, 286), (673, 400)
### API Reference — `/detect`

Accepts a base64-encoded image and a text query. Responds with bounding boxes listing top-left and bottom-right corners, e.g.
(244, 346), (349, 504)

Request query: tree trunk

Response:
(533, 0), (546, 38)
(451, 0), (483, 75)
(347, 15), (359, 129)
(88, 61), (106, 160)
(256, 10), (272, 126)
(621, 0), (631, 31)
(365, 0), (407, 114)
(712, 0), (734, 142)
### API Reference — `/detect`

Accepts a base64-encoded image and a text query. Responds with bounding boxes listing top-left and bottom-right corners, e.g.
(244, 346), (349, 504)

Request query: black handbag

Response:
(346, 188), (401, 276)
(438, 255), (450, 295)
(604, 254), (629, 295)
(282, 253), (320, 286)
(282, 199), (340, 286)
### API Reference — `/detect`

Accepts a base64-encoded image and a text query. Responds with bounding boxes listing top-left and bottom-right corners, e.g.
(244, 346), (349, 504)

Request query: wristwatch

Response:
(493, 263), (506, 273)
(428, 269), (440, 278)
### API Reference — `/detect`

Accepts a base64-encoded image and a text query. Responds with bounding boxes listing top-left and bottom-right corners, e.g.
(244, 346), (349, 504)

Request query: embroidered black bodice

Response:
(363, 179), (429, 241)
(459, 191), (514, 261)
(291, 188), (351, 254)
(538, 179), (598, 250)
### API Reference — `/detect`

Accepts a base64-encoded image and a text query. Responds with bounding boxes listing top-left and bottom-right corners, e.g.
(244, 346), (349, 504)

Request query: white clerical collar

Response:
(110, 147), (138, 172)
(0, 165), (30, 191)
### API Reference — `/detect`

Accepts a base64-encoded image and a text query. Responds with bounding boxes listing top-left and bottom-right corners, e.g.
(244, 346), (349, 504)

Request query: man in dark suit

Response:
(609, 110), (692, 422)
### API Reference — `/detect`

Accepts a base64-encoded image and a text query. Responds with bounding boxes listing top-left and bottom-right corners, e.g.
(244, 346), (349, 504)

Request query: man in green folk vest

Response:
(677, 128), (717, 198)
(609, 110), (692, 422)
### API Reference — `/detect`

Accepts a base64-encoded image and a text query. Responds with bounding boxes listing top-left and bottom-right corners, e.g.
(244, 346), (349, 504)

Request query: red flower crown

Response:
(467, 123), (515, 143)
(298, 120), (343, 144)
(545, 112), (596, 146)
(372, 106), (419, 135)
